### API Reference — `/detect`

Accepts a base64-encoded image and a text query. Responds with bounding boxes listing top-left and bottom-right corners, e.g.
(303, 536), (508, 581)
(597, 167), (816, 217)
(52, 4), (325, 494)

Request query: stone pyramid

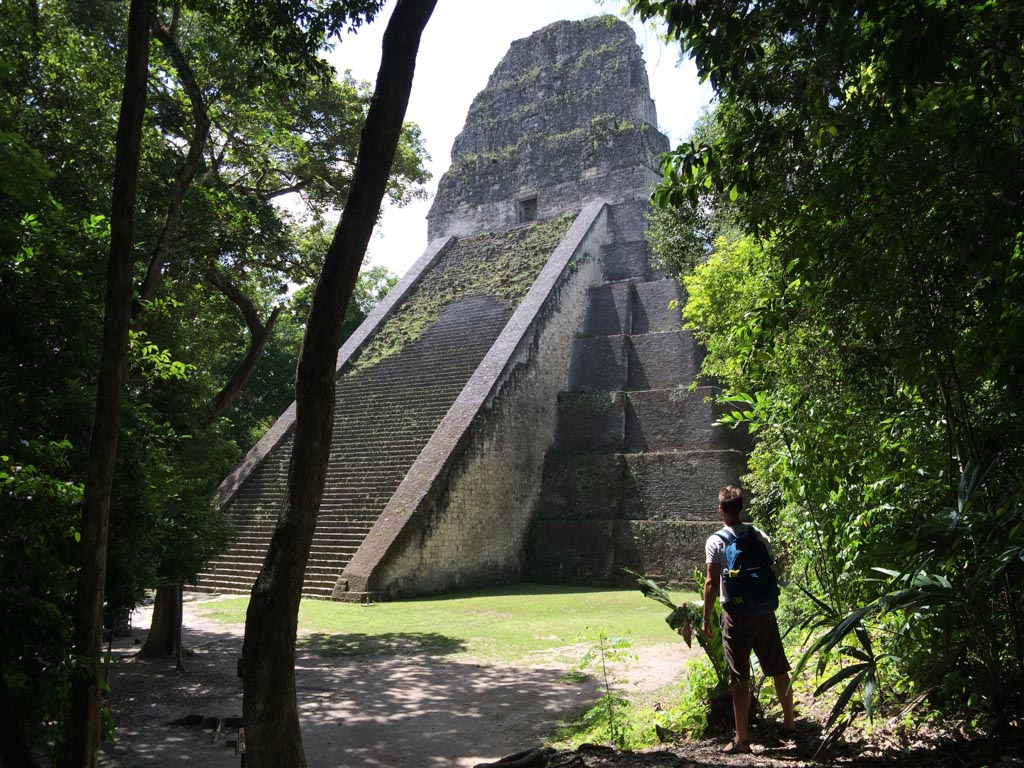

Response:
(198, 16), (746, 601)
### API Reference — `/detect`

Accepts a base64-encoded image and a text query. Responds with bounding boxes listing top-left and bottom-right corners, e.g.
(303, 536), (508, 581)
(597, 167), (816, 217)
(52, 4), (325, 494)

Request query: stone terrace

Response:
(525, 206), (749, 587)
(197, 216), (575, 599)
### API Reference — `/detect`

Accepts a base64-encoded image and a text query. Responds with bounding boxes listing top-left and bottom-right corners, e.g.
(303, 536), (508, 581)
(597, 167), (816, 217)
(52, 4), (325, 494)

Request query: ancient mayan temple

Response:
(197, 16), (747, 601)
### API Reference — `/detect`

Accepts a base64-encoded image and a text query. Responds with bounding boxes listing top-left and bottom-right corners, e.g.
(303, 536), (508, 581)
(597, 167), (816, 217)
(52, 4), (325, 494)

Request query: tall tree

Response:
(0, 0), (426, 755)
(629, 0), (1024, 725)
(645, 107), (738, 280)
(240, 0), (436, 764)
(58, 0), (151, 765)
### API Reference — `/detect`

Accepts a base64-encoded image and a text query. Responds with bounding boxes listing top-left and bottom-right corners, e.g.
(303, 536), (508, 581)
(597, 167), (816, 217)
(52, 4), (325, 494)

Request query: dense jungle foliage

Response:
(0, 0), (422, 754)
(635, 0), (1024, 735)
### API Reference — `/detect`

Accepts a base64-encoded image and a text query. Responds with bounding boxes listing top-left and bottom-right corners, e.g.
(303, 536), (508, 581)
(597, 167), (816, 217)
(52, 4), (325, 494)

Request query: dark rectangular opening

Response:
(517, 196), (538, 223)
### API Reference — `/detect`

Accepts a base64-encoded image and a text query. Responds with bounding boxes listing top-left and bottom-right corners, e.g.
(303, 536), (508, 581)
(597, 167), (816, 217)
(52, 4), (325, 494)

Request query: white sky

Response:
(326, 0), (712, 276)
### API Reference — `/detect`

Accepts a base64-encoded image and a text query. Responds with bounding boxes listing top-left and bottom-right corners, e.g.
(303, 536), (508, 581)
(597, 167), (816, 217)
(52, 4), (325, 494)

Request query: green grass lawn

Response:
(193, 583), (697, 664)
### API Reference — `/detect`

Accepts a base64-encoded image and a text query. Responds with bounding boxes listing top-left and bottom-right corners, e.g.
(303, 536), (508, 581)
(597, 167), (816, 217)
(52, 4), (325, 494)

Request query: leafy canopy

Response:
(629, 0), (1024, 730)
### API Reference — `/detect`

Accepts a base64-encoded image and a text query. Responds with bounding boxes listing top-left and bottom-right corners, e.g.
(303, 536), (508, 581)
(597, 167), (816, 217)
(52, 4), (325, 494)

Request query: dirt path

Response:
(100, 594), (697, 768)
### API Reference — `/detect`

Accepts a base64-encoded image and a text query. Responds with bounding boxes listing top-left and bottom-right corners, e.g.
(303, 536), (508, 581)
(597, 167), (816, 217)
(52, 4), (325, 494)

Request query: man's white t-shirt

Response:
(705, 523), (772, 604)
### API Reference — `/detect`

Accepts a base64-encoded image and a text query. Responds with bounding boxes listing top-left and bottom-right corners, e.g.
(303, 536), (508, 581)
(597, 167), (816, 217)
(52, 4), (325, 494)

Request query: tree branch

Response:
(204, 266), (282, 426)
(207, 265), (263, 335)
(263, 179), (311, 200)
(132, 15), (211, 328)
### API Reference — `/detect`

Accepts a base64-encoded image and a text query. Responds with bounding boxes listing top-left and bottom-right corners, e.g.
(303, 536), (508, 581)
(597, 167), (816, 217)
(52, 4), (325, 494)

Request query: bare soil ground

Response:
(100, 594), (1023, 768)
(99, 594), (693, 767)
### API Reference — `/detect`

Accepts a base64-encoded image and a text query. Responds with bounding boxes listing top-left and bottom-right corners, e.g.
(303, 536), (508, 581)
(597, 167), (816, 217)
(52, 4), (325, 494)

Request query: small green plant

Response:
(574, 628), (637, 747)
(628, 568), (743, 737)
(656, 656), (721, 739)
(627, 568), (729, 697)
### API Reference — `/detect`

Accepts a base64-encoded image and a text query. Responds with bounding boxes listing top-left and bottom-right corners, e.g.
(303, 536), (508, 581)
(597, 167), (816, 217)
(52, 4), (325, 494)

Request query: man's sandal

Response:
(722, 739), (751, 754)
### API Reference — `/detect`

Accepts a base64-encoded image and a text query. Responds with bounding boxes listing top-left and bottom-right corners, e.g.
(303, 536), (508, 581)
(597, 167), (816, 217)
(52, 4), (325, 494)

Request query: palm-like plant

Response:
(627, 568), (729, 697)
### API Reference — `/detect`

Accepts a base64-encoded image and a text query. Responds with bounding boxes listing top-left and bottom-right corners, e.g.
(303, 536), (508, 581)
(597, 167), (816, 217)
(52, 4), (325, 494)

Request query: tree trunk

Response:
(240, 2), (436, 765)
(138, 584), (183, 661)
(58, 2), (151, 766)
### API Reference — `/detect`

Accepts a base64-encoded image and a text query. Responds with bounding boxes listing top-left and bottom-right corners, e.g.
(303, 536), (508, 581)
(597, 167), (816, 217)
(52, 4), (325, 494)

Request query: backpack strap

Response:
(746, 525), (775, 564)
(714, 528), (735, 545)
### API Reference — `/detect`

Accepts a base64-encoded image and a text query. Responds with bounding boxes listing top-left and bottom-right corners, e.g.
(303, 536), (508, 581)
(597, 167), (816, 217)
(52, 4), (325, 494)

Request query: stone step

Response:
(602, 240), (652, 283)
(631, 280), (683, 334)
(626, 332), (702, 390)
(553, 392), (624, 453)
(226, 528), (371, 544)
(606, 200), (650, 245)
(533, 449), (748, 522)
(552, 388), (750, 454)
(194, 572), (339, 598)
(581, 283), (632, 336)
(623, 389), (750, 453)
(579, 278), (684, 337)
(524, 519), (719, 588)
(200, 558), (350, 578)
(567, 336), (629, 392)
(221, 536), (367, 552)
(216, 536), (344, 550)
(566, 331), (702, 392)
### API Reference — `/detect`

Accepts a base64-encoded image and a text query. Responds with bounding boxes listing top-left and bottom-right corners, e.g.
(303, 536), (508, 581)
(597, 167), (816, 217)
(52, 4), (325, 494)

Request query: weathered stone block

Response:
(632, 280), (683, 333)
(525, 520), (618, 584)
(534, 453), (624, 521)
(604, 240), (651, 282)
(626, 332), (703, 390)
(554, 391), (624, 453)
(621, 450), (748, 520)
(581, 283), (632, 336)
(614, 520), (720, 587)
(567, 335), (628, 392)
(607, 200), (651, 244)
(624, 388), (751, 453)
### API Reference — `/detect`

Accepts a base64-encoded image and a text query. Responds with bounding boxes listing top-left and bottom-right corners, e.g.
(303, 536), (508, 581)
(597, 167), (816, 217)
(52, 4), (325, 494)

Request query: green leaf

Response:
(814, 661), (868, 697)
(824, 666), (870, 733)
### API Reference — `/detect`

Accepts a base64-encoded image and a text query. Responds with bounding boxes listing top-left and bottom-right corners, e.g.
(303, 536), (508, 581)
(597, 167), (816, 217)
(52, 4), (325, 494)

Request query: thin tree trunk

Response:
(144, 276), (279, 649)
(240, 2), (436, 765)
(58, 1), (151, 765)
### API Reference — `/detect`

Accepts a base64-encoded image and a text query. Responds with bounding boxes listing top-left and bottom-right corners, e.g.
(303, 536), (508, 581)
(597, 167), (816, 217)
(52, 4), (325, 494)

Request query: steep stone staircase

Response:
(197, 295), (513, 598)
(525, 205), (748, 586)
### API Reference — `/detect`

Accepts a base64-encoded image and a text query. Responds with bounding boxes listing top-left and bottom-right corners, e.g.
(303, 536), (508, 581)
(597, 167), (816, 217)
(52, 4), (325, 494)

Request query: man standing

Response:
(702, 485), (796, 753)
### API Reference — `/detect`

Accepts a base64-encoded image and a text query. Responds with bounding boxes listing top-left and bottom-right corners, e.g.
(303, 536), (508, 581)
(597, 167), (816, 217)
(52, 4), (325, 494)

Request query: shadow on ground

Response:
(100, 610), (598, 768)
(303, 630), (467, 658)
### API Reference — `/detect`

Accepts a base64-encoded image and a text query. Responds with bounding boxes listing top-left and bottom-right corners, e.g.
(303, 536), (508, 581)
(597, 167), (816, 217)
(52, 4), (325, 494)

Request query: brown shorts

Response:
(720, 610), (790, 682)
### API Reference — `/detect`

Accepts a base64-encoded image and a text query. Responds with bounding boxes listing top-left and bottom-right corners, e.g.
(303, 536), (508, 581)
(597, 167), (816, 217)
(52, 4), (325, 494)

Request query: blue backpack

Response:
(716, 526), (779, 616)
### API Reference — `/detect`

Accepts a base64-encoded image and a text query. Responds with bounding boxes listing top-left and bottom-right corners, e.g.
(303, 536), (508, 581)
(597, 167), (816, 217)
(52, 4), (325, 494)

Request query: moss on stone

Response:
(546, 126), (586, 145)
(516, 65), (543, 86)
(574, 42), (621, 74)
(589, 114), (637, 135)
(350, 213), (577, 372)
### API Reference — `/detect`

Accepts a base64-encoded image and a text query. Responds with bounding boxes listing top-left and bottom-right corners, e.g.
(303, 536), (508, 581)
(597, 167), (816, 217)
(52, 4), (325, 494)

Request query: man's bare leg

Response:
(774, 673), (796, 732)
(732, 680), (751, 743)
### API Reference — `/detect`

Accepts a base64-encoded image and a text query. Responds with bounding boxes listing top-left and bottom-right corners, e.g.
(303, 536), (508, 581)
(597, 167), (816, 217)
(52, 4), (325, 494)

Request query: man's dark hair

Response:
(719, 485), (743, 518)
